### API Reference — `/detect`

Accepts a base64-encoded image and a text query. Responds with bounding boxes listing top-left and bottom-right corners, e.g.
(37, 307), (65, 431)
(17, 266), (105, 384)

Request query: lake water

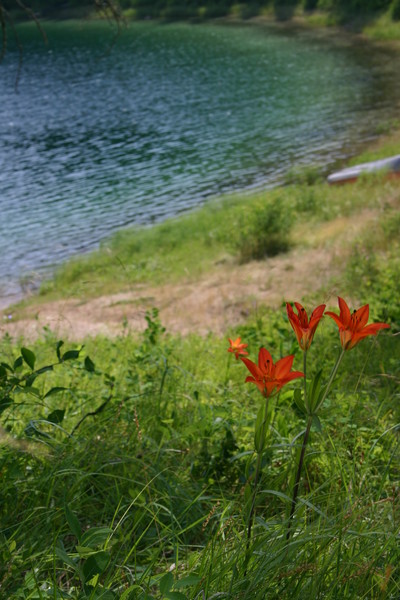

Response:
(1, 20), (400, 302)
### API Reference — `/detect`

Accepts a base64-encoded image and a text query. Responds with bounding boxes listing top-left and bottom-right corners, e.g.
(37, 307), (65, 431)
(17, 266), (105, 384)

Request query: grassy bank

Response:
(17, 127), (398, 309)
(5, 0), (400, 43)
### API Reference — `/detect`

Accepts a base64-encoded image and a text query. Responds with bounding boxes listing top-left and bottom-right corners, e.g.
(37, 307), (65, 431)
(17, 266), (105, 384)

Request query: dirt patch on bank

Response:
(1, 206), (380, 341)
(0, 245), (340, 341)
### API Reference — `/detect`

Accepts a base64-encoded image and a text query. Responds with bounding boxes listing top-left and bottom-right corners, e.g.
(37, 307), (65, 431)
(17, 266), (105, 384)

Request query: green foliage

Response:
(392, 0), (400, 19)
(303, 0), (318, 10)
(344, 208), (400, 330)
(273, 0), (299, 21)
(232, 199), (292, 263)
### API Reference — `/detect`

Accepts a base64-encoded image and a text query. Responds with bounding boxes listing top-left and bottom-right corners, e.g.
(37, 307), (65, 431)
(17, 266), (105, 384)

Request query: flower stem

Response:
(303, 349), (308, 412)
(314, 348), (346, 414)
(224, 353), (231, 387)
(287, 415), (312, 541)
(245, 394), (270, 568)
(287, 348), (346, 541)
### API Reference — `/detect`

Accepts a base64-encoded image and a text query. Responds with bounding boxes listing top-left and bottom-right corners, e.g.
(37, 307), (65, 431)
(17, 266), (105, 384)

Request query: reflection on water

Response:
(0, 21), (399, 298)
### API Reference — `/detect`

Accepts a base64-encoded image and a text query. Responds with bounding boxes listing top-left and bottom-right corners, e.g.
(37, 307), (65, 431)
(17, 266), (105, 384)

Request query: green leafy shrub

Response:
(392, 0), (400, 20)
(234, 200), (292, 262)
(303, 0), (319, 10)
(273, 0), (299, 20)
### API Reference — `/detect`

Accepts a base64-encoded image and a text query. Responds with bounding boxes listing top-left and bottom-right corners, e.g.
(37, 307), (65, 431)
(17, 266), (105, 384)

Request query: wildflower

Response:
(241, 348), (303, 397)
(227, 337), (249, 360)
(286, 302), (326, 351)
(325, 297), (390, 350)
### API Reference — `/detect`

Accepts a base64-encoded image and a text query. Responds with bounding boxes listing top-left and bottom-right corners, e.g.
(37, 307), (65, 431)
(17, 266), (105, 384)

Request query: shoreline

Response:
(2, 16), (400, 314)
(2, 127), (400, 316)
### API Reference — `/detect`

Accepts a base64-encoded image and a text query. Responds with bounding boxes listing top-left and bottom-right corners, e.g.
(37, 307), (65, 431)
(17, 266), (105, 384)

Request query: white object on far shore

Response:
(327, 154), (400, 184)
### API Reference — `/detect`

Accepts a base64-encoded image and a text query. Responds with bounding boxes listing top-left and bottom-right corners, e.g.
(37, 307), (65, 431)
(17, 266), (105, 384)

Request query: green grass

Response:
(1, 294), (399, 598)
(364, 11), (400, 41)
(35, 188), (297, 300)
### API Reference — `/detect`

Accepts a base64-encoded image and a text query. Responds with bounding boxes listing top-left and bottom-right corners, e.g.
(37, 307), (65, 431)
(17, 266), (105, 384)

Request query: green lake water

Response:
(1, 20), (399, 300)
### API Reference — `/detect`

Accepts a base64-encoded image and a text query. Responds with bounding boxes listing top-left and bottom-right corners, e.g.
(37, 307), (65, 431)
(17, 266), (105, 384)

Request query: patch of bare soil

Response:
(0, 246), (340, 341)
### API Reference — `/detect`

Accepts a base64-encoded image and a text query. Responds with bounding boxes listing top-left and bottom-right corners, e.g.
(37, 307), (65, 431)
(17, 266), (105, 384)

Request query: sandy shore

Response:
(0, 246), (340, 341)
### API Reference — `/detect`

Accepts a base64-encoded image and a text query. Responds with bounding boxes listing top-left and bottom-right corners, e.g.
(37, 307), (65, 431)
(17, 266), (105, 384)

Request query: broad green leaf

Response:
(84, 356), (95, 372)
(21, 347), (36, 370)
(159, 572), (174, 594)
(81, 527), (113, 549)
(47, 409), (65, 424)
(13, 356), (23, 370)
(25, 373), (38, 388)
(174, 575), (201, 589)
(65, 504), (82, 541)
(45, 386), (69, 398)
(61, 350), (81, 362)
(76, 545), (95, 558)
(0, 361), (12, 372)
(82, 550), (110, 582)
(0, 396), (13, 415)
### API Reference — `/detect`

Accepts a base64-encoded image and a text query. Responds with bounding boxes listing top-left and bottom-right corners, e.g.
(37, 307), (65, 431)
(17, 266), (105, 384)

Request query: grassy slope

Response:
(20, 129), (398, 310)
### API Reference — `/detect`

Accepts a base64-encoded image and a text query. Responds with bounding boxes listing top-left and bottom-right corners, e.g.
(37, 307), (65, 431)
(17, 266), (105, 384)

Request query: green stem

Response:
(287, 415), (312, 541)
(314, 348), (346, 414)
(303, 349), (308, 412)
(287, 348), (346, 541)
(224, 353), (231, 387)
(245, 394), (270, 566)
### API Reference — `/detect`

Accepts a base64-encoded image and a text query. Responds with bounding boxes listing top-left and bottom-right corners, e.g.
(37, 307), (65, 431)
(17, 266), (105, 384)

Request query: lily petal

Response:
(241, 357), (263, 380)
(338, 297), (351, 327)
(275, 354), (294, 378)
(353, 304), (369, 330)
(325, 310), (345, 329)
(258, 347), (273, 373)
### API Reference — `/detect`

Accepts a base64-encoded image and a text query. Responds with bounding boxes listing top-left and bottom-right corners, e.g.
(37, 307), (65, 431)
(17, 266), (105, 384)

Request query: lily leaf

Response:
(254, 400), (273, 453)
(308, 370), (323, 413)
(159, 572), (174, 595)
(293, 389), (307, 415)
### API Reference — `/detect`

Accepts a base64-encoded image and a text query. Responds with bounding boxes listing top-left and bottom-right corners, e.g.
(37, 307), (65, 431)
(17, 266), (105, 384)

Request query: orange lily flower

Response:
(325, 297), (390, 350)
(241, 348), (303, 397)
(286, 302), (326, 351)
(227, 337), (249, 360)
